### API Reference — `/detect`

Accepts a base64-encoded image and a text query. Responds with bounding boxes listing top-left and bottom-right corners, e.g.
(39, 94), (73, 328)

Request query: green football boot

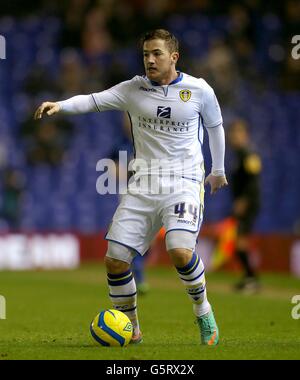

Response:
(196, 310), (219, 346)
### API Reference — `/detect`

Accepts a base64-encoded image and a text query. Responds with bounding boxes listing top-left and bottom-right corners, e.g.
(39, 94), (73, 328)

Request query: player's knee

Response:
(104, 256), (130, 274)
(165, 230), (197, 251)
(105, 241), (134, 274)
(168, 248), (193, 268)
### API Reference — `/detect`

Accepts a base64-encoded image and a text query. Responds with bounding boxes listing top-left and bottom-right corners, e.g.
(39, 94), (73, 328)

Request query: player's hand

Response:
(34, 102), (60, 120)
(205, 174), (228, 195)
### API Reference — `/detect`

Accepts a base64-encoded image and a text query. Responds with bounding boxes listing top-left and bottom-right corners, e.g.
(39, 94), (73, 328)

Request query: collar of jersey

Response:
(149, 72), (183, 87)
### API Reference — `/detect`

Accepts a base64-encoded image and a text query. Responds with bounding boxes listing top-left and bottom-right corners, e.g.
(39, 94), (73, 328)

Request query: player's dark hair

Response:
(141, 29), (179, 53)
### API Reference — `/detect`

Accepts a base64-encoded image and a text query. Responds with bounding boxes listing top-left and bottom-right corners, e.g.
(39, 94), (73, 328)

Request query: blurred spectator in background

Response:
(282, 0), (300, 42)
(0, 168), (25, 230)
(24, 64), (59, 96)
(231, 35), (260, 85)
(81, 6), (112, 57)
(227, 3), (255, 43)
(60, 0), (91, 48)
(227, 119), (262, 293)
(58, 49), (87, 96)
(106, 0), (138, 46)
(196, 41), (239, 106)
(21, 117), (73, 166)
(280, 55), (300, 92)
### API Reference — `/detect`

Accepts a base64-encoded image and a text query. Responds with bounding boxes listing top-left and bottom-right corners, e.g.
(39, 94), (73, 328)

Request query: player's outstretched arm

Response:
(34, 79), (133, 120)
(34, 102), (61, 120)
(34, 94), (99, 120)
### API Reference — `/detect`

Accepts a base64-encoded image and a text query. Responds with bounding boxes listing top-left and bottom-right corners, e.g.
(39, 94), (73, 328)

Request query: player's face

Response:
(143, 39), (179, 83)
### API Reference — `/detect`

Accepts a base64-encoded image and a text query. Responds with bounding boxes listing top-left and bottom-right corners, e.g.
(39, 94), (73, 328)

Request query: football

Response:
(90, 309), (133, 347)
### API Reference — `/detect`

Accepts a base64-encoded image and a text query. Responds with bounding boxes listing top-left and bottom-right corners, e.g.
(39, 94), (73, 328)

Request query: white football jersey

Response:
(92, 72), (223, 182)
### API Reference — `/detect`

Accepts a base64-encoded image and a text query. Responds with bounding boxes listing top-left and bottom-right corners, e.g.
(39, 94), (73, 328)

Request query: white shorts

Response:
(105, 175), (205, 256)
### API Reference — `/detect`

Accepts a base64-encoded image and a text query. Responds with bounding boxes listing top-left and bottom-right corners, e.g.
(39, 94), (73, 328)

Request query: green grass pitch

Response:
(0, 264), (299, 360)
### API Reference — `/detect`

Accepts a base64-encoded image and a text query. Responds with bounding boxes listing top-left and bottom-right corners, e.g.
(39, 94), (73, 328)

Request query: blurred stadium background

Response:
(0, 0), (300, 275)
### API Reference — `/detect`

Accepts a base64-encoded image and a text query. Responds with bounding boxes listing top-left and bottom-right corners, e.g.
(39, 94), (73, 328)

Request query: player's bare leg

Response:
(104, 247), (142, 344)
(168, 248), (219, 345)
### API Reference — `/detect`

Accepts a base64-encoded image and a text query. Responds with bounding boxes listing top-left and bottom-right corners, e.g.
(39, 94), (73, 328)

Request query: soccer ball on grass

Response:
(90, 309), (133, 347)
